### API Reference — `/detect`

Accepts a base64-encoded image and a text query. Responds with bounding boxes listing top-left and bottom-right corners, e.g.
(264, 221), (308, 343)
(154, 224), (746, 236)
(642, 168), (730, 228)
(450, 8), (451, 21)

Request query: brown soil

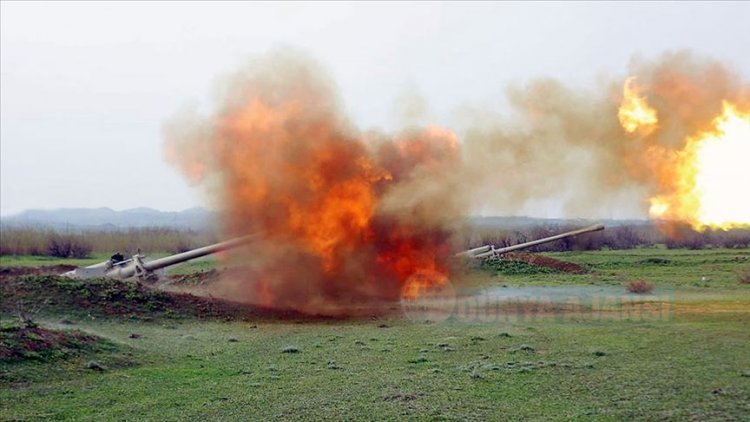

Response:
(626, 279), (654, 294)
(503, 252), (587, 274)
(159, 268), (224, 287)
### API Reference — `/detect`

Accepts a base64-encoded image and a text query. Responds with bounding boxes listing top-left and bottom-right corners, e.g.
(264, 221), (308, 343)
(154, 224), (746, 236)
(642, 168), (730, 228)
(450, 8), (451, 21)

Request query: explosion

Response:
(165, 50), (750, 313)
(164, 51), (462, 313)
(619, 78), (750, 230)
(618, 77), (658, 134)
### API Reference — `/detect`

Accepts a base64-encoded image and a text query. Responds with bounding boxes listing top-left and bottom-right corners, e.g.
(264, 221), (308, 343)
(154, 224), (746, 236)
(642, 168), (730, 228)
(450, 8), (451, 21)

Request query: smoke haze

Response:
(165, 49), (463, 313)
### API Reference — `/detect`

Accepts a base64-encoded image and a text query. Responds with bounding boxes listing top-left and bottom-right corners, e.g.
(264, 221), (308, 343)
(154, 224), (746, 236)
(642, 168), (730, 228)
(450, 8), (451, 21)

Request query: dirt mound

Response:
(503, 252), (587, 274)
(1, 275), (315, 321)
(0, 265), (76, 278)
(0, 323), (105, 363)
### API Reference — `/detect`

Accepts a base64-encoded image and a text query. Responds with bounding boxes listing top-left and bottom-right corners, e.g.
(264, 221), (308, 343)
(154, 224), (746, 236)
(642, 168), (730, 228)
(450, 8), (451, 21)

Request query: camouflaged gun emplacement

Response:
(61, 235), (257, 282)
(456, 224), (605, 260)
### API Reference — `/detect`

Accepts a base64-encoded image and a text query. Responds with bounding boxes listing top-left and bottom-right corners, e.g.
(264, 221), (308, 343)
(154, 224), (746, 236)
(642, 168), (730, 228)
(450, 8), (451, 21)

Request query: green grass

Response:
(481, 259), (559, 275)
(164, 256), (217, 276)
(1, 322), (120, 364)
(1, 248), (749, 420)
(0, 254), (112, 268)
(2, 314), (748, 420)
(474, 248), (750, 290)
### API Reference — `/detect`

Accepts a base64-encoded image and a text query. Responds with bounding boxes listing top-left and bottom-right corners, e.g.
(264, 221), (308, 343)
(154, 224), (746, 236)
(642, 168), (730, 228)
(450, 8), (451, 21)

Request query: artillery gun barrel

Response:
(492, 224), (604, 255)
(454, 245), (492, 258)
(103, 234), (258, 279)
(456, 223), (605, 260)
(142, 235), (257, 271)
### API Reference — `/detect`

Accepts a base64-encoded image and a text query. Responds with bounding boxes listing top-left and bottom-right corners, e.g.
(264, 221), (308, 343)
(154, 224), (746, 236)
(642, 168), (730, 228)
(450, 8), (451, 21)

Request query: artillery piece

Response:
(456, 224), (605, 260)
(61, 234), (257, 282)
(60, 224), (603, 282)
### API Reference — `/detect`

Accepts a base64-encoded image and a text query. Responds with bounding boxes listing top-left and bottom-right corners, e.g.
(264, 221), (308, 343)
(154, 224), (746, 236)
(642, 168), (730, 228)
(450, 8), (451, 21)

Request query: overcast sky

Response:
(2, 1), (749, 216)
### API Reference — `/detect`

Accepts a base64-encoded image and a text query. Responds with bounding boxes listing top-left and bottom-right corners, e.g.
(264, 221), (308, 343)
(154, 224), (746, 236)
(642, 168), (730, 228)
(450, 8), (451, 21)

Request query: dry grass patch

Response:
(626, 279), (654, 294)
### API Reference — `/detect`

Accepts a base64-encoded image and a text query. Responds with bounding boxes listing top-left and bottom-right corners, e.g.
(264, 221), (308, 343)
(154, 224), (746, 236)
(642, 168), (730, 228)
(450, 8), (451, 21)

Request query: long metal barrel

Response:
(104, 234), (258, 279)
(455, 245), (492, 258)
(142, 234), (258, 271)
(491, 223), (604, 256)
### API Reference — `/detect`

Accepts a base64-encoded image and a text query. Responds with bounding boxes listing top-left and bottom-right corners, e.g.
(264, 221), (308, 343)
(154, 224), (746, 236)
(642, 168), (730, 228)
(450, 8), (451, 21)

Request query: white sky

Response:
(2, 1), (749, 216)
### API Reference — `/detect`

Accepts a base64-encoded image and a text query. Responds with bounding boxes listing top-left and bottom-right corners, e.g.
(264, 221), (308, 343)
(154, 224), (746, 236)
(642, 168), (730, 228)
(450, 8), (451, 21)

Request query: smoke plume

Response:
(461, 51), (749, 220)
(165, 50), (463, 313)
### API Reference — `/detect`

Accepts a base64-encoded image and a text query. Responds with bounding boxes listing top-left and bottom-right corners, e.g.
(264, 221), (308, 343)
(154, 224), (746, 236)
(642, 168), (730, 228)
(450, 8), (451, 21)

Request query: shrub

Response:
(47, 235), (69, 258)
(738, 267), (750, 285)
(69, 239), (93, 259)
(626, 280), (654, 294)
(47, 234), (92, 258)
(1, 226), (214, 256)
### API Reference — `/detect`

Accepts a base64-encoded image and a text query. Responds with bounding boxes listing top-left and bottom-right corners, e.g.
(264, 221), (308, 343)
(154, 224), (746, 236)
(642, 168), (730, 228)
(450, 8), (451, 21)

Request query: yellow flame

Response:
(648, 198), (669, 218)
(618, 77), (658, 134)
(689, 104), (750, 229)
(648, 103), (750, 230)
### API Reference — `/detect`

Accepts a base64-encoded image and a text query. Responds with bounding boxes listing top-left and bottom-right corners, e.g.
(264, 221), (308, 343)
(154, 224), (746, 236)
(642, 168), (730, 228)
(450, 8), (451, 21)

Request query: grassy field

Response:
(2, 248), (749, 420)
(0, 254), (112, 268)
(470, 247), (750, 288)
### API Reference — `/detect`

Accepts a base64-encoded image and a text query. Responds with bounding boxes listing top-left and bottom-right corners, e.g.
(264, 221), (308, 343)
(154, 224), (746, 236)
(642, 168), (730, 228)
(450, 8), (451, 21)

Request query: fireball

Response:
(619, 77), (750, 230)
(681, 104), (750, 229)
(618, 77), (658, 135)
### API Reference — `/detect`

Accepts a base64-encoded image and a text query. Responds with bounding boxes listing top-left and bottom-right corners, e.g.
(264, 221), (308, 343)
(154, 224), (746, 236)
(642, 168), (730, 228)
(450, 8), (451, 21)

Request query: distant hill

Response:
(1, 207), (216, 231)
(1, 207), (650, 232)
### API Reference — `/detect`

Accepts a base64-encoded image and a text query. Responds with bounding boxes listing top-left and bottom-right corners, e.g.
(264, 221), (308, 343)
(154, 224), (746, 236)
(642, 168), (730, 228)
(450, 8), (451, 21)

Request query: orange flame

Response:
(165, 57), (461, 312)
(618, 77), (658, 135)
